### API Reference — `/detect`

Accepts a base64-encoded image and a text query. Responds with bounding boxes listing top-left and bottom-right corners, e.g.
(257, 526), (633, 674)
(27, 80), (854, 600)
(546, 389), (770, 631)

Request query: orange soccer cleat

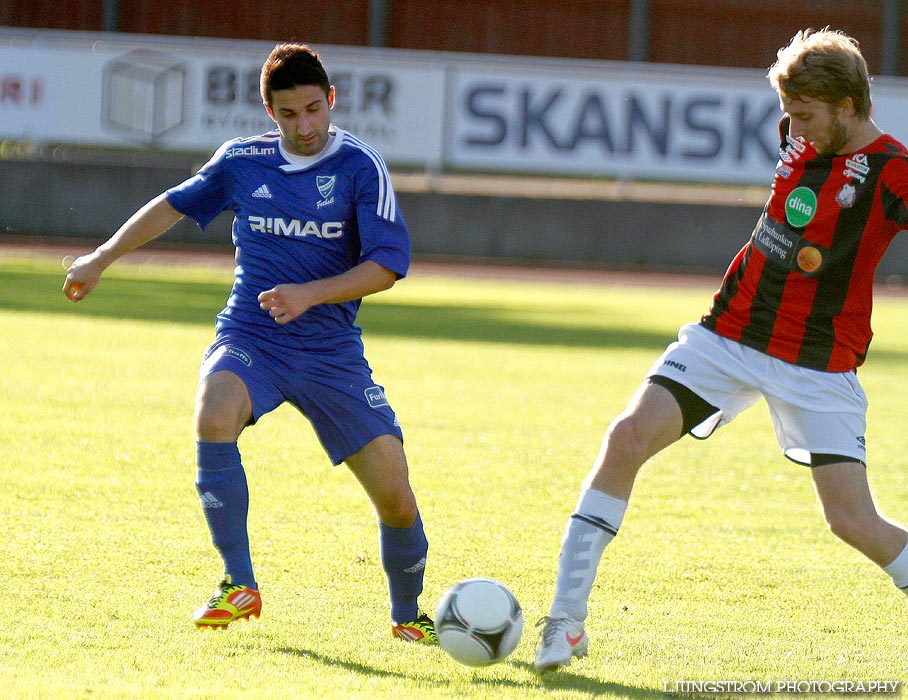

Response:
(391, 611), (437, 644)
(193, 576), (262, 629)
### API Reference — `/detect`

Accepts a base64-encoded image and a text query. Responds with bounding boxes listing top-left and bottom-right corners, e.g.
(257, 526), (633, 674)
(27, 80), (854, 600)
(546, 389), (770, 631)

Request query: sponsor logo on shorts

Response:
(364, 385), (390, 408)
(857, 436), (866, 450)
(663, 359), (687, 372)
(223, 346), (252, 366)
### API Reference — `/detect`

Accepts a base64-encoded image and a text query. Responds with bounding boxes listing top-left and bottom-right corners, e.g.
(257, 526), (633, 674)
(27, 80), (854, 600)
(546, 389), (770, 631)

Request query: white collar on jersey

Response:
(279, 126), (345, 172)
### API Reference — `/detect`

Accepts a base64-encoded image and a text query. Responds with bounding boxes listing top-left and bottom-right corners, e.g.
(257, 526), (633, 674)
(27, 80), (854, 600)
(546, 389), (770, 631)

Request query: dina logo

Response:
(364, 385), (389, 408)
(785, 187), (817, 228)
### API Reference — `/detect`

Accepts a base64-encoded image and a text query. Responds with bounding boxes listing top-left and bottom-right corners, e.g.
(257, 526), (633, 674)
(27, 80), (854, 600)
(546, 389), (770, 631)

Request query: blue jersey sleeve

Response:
(353, 152), (410, 278)
(165, 141), (235, 229)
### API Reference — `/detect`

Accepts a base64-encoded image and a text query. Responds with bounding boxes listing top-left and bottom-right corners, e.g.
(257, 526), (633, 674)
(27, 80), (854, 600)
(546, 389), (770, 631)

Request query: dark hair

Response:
(767, 28), (871, 119)
(260, 44), (330, 106)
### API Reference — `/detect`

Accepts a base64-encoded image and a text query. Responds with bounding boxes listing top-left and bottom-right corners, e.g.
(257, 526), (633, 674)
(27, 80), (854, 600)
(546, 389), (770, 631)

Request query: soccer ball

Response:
(434, 578), (524, 666)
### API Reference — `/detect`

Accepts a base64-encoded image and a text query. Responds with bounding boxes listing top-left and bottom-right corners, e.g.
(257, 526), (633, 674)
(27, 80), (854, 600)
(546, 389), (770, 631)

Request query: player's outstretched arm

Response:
(257, 260), (397, 325)
(62, 193), (184, 302)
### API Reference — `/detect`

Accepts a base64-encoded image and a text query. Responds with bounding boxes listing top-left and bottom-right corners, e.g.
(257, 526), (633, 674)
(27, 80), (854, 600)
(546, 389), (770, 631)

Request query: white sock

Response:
(882, 543), (908, 592)
(549, 488), (628, 621)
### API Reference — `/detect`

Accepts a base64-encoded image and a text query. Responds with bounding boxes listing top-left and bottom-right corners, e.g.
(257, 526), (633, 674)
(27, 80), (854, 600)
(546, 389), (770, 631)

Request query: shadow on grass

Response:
(276, 646), (665, 698)
(12, 266), (678, 352)
(15, 267), (231, 326)
(15, 264), (908, 362)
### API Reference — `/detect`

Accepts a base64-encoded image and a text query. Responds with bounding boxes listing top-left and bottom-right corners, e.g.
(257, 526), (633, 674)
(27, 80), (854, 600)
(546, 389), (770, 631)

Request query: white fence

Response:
(2, 29), (907, 185)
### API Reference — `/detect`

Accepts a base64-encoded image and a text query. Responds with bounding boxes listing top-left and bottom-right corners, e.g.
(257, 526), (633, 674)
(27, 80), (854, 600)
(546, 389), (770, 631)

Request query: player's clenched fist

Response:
(258, 284), (316, 324)
(62, 253), (103, 302)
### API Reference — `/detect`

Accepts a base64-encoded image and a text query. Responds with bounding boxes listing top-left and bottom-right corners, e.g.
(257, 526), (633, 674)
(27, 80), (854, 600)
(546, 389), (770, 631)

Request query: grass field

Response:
(2, 253), (907, 699)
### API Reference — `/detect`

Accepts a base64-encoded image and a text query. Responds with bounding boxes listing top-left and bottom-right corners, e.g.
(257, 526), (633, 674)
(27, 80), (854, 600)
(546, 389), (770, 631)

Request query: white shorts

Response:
(648, 324), (868, 465)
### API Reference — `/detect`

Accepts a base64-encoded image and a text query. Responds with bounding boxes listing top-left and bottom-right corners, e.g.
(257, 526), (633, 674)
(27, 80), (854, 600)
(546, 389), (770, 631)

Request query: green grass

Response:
(2, 255), (907, 699)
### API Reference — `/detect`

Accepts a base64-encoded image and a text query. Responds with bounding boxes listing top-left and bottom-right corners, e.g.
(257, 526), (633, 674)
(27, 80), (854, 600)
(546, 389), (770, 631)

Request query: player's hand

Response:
(62, 252), (105, 302)
(258, 283), (319, 325)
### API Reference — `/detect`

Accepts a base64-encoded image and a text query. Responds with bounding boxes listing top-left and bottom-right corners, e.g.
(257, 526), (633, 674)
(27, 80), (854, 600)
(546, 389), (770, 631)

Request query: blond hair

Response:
(767, 28), (871, 118)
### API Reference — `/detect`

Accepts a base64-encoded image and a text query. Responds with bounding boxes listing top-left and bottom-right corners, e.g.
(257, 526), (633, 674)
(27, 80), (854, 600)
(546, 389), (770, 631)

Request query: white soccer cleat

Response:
(534, 614), (589, 673)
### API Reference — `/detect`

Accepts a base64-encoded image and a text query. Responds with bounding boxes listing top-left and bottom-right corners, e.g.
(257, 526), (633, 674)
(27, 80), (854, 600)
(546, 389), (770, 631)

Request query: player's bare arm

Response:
(257, 260), (397, 325)
(62, 193), (184, 302)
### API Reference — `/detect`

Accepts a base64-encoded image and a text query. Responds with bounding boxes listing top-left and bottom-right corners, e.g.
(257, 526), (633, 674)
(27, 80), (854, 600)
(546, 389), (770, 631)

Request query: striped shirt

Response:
(701, 118), (908, 372)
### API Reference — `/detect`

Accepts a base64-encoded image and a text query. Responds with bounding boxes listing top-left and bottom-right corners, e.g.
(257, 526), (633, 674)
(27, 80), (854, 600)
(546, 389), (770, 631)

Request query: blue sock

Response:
(380, 512), (428, 623)
(195, 441), (256, 589)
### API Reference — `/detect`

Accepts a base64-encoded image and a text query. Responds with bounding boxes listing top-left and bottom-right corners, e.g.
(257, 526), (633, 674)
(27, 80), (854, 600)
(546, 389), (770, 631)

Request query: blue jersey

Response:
(166, 126), (410, 350)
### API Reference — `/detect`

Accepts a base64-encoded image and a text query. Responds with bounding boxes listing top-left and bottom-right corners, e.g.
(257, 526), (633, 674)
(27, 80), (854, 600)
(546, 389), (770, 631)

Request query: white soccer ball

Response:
(434, 578), (524, 666)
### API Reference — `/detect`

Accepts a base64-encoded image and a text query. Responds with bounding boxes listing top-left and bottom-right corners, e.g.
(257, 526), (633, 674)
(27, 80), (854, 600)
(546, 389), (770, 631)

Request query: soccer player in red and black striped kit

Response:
(536, 28), (908, 673)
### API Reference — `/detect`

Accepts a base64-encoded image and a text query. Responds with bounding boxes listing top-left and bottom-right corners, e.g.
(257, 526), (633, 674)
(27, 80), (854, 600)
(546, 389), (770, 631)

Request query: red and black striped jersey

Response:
(701, 118), (908, 372)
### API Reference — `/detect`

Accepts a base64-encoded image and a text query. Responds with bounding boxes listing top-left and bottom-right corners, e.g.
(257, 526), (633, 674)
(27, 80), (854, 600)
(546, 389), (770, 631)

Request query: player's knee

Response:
(376, 492), (418, 528)
(195, 409), (220, 441)
(823, 507), (872, 548)
(195, 406), (243, 442)
(604, 412), (654, 467)
(195, 372), (251, 441)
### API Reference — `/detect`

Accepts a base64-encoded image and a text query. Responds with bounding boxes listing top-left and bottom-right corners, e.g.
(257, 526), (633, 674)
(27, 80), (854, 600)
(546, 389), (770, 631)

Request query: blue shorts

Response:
(199, 332), (403, 465)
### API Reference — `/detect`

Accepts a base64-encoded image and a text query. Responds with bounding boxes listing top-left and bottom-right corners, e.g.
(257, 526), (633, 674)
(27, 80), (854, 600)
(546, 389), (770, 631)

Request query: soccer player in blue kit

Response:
(62, 43), (435, 643)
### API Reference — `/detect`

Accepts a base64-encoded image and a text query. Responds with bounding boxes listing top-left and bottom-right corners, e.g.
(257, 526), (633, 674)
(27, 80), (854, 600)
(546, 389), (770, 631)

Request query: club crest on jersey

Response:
(835, 182), (856, 208)
(316, 175), (336, 209)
